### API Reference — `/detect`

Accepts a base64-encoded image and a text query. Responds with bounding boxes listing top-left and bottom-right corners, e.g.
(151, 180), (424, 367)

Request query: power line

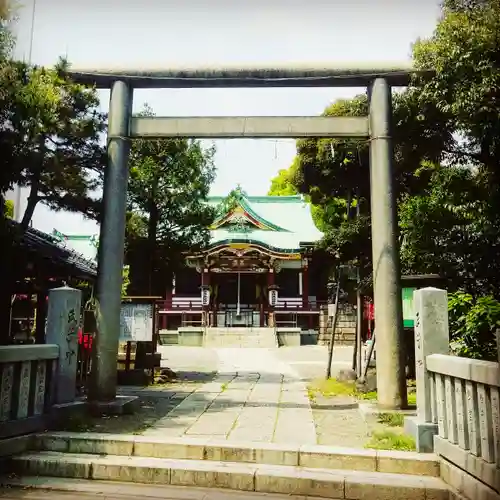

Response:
(28, 0), (36, 63)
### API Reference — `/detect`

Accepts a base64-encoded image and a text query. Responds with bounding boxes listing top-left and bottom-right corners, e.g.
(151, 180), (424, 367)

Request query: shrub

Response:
(448, 292), (499, 361)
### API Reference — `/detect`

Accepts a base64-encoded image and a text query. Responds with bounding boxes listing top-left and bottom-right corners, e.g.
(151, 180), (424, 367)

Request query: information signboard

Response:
(402, 287), (416, 328)
(119, 303), (153, 342)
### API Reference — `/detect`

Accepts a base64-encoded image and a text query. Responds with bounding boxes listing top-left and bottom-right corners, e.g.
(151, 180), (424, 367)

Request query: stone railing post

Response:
(45, 285), (82, 404)
(404, 287), (449, 452)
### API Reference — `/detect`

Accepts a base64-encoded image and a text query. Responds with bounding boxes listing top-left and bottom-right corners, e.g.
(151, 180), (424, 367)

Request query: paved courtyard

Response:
(132, 345), (368, 446)
(142, 347), (322, 443)
(74, 346), (372, 448)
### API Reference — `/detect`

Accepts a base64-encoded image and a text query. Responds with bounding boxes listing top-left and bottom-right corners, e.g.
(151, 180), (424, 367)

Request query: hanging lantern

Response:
(268, 284), (279, 307)
(200, 285), (210, 306)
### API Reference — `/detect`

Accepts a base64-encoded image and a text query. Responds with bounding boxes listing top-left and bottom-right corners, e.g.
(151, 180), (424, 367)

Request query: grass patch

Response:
(377, 412), (405, 427)
(407, 391), (417, 406)
(307, 378), (384, 402)
(307, 378), (358, 401)
(308, 378), (417, 407)
(365, 430), (416, 451)
(358, 390), (377, 401)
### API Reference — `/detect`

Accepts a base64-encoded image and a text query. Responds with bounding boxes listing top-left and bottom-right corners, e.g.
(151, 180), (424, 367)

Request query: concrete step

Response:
(9, 452), (449, 499)
(32, 432), (440, 477)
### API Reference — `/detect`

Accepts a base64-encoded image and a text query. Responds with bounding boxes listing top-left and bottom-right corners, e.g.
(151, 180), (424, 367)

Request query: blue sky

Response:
(11, 0), (441, 237)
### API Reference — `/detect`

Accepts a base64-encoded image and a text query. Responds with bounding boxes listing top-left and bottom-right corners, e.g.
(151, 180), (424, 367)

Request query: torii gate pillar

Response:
(89, 80), (132, 403)
(368, 78), (407, 409)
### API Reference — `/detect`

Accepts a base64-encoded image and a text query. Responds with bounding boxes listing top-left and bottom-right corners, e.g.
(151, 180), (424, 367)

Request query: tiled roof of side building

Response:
(8, 221), (97, 278)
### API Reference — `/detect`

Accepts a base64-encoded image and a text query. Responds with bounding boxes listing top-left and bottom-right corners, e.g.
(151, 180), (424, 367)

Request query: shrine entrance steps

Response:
(204, 327), (277, 348)
(3, 432), (451, 500)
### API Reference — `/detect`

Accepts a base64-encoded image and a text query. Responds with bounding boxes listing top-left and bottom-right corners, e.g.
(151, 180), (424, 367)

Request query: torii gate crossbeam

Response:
(72, 63), (431, 411)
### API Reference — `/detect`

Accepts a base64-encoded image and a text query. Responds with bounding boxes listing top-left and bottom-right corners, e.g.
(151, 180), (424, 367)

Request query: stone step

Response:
(32, 432), (440, 477)
(9, 452), (449, 499)
(204, 327), (278, 348)
(0, 477), (342, 500)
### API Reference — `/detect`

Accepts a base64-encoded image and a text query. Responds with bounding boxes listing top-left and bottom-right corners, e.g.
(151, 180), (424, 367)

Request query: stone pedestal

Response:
(404, 287), (449, 452)
(45, 286), (82, 405)
(89, 395), (140, 416)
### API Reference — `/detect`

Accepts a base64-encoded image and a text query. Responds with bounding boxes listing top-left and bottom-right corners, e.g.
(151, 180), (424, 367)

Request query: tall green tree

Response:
(0, 30), (106, 337)
(3, 59), (106, 227)
(286, 90), (450, 286)
(268, 162), (299, 196)
(398, 164), (498, 294)
(400, 0), (500, 297)
(267, 158), (328, 230)
(0, 7), (18, 200)
(413, 0), (500, 187)
(126, 105), (216, 295)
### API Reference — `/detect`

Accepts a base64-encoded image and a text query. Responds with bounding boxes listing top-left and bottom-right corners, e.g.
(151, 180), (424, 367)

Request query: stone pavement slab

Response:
(144, 348), (317, 445)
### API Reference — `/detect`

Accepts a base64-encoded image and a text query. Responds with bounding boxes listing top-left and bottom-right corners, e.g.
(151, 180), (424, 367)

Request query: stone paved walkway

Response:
(142, 348), (317, 444)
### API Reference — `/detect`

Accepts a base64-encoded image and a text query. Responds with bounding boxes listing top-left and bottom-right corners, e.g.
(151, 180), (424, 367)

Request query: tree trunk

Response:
(147, 203), (159, 295)
(21, 136), (45, 230)
(0, 205), (13, 344)
(21, 179), (40, 229)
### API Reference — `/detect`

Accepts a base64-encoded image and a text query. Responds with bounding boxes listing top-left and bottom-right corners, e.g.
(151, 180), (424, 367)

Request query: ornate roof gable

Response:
(211, 185), (289, 233)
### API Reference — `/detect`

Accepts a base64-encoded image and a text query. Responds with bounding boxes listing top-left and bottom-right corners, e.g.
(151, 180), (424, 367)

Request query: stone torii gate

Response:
(68, 63), (432, 410)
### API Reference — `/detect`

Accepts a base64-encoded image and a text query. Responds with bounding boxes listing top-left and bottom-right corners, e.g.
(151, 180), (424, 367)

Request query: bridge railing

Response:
(405, 287), (499, 496)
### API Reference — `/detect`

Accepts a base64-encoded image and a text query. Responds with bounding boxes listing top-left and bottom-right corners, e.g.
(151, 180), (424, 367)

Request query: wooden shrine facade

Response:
(157, 188), (327, 330)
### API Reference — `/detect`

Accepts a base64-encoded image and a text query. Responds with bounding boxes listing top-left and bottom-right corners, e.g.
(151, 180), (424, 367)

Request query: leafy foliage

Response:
(268, 164), (299, 196)
(448, 291), (499, 360)
(412, 0), (500, 189)
(3, 198), (12, 218)
(267, 159), (327, 231)
(125, 104), (216, 295)
(400, 0), (500, 298)
(121, 265), (130, 297)
(286, 90), (449, 287)
(399, 165), (500, 295)
(0, 17), (106, 337)
(1, 58), (106, 227)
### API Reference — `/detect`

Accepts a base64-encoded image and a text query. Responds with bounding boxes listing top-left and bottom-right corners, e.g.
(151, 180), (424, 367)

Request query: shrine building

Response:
(160, 187), (327, 335)
(53, 187), (338, 346)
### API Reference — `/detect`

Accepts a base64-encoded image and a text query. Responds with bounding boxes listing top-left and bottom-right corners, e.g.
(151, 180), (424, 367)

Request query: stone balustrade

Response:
(0, 344), (58, 439)
(405, 287), (500, 497)
(1, 285), (85, 442)
(426, 353), (499, 493)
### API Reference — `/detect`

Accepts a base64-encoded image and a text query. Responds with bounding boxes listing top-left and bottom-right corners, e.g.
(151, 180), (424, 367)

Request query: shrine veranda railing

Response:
(0, 345), (58, 439)
(161, 296), (324, 312)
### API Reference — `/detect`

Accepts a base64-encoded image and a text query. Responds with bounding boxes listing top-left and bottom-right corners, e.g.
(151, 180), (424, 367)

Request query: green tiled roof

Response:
(207, 192), (323, 252)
